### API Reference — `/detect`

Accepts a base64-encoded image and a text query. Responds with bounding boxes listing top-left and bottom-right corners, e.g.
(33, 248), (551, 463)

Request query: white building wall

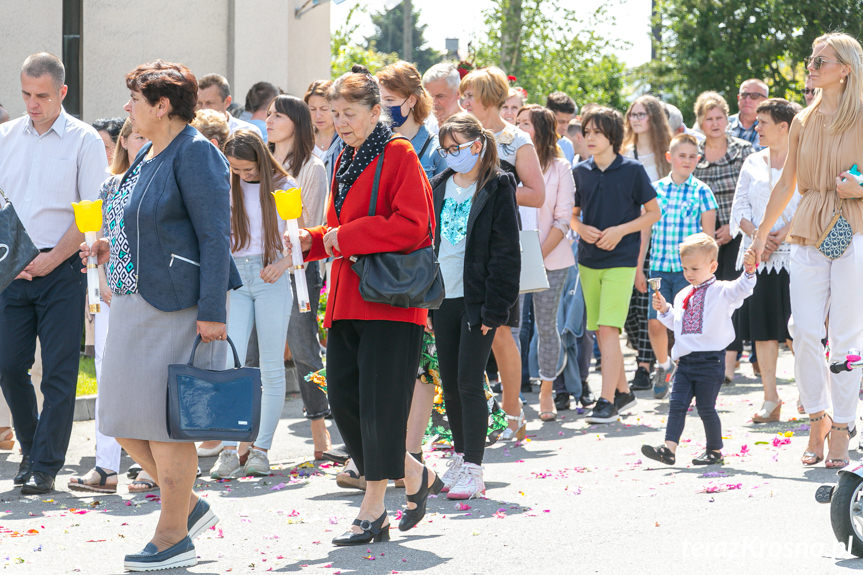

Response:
(82, 0), (231, 121)
(285, 2), (332, 97)
(0, 0), (63, 122)
(0, 0), (330, 122)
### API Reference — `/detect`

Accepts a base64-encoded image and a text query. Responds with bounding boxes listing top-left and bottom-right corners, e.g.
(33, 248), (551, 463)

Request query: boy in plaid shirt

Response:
(646, 134), (718, 398)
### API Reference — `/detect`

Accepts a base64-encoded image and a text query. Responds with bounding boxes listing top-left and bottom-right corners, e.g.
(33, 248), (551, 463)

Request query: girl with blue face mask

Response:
(377, 62), (447, 181)
(428, 112), (521, 500)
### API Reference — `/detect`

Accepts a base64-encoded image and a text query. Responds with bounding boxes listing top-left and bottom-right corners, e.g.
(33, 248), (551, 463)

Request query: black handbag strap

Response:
(188, 334), (242, 369)
(368, 136), (434, 242)
(417, 133), (433, 160)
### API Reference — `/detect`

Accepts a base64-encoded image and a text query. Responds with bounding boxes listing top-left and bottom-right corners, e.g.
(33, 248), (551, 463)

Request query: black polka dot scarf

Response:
(334, 122), (393, 217)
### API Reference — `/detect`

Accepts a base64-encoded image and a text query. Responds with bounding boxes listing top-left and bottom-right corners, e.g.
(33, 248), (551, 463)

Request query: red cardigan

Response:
(305, 138), (435, 328)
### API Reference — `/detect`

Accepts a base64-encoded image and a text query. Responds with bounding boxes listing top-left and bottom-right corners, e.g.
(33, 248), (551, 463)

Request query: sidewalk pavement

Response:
(1, 345), (860, 574)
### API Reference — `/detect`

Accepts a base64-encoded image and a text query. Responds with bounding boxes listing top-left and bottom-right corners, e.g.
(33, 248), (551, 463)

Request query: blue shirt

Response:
(250, 119), (268, 142)
(727, 114), (762, 151)
(558, 136), (575, 164)
(411, 124), (447, 180)
(650, 174), (718, 272)
(573, 155), (657, 269)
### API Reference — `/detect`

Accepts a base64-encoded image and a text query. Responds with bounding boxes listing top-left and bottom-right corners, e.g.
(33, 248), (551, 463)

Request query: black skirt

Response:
(735, 268), (791, 342)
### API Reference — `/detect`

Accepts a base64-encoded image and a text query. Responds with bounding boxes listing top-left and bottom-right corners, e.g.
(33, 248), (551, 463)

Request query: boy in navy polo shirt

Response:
(572, 107), (661, 424)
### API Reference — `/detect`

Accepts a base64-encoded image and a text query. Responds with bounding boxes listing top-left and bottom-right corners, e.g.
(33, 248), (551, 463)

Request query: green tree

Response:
(366, 2), (445, 72)
(643, 0), (863, 124)
(475, 0), (628, 112)
(331, 4), (399, 78)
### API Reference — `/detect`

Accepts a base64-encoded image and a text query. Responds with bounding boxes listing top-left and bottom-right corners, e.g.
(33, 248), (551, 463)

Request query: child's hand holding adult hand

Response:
(747, 235), (765, 267)
(652, 290), (668, 313)
(743, 249), (757, 274)
(596, 226), (624, 251)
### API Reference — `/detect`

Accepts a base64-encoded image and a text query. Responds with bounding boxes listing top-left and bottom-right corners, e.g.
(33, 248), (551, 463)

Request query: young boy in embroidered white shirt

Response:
(641, 232), (756, 465)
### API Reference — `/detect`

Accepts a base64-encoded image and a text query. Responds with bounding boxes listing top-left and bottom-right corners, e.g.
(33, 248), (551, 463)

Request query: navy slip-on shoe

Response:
(123, 536), (196, 572)
(187, 498), (219, 540)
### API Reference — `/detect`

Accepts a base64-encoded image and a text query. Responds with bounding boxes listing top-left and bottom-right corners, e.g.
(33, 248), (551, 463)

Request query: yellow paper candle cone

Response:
(272, 188), (303, 221)
(72, 199), (104, 233)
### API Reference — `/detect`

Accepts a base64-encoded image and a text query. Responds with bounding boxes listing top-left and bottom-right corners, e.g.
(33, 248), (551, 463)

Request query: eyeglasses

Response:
(801, 88), (817, 95)
(805, 56), (842, 70)
(738, 92), (767, 101)
(437, 140), (477, 158)
(628, 112), (648, 120)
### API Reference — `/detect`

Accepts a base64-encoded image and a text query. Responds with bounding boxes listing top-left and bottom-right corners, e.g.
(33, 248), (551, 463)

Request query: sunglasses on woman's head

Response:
(805, 55), (842, 70)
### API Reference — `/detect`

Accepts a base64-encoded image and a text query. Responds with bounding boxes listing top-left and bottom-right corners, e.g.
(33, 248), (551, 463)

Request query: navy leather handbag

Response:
(166, 335), (261, 442)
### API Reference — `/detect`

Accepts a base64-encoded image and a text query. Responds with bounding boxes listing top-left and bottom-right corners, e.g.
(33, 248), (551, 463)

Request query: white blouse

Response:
(729, 150), (799, 273)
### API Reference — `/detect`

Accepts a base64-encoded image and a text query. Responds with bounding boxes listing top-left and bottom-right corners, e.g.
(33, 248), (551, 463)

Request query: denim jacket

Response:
(123, 125), (241, 323)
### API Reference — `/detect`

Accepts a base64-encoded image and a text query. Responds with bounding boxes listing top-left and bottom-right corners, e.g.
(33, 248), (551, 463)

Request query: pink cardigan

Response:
(538, 157), (576, 271)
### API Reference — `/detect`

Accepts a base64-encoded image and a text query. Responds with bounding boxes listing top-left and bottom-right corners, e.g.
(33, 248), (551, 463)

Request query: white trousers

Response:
(94, 307), (121, 472)
(790, 237), (863, 423)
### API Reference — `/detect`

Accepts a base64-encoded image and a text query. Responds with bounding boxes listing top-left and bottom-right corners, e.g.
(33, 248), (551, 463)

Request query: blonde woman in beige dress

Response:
(749, 32), (863, 469)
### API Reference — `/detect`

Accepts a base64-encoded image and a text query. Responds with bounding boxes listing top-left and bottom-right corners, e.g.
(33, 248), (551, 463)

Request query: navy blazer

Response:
(123, 125), (241, 323)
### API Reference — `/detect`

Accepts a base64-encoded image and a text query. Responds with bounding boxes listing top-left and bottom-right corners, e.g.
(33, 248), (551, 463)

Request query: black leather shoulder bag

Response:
(351, 137), (445, 309)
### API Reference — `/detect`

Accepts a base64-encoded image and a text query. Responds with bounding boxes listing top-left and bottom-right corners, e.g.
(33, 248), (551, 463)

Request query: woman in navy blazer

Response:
(82, 60), (240, 572)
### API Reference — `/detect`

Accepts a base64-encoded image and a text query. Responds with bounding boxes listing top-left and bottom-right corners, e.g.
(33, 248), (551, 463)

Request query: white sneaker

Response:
(446, 462), (485, 500)
(209, 449), (241, 479)
(440, 452), (464, 492)
(243, 449), (271, 477)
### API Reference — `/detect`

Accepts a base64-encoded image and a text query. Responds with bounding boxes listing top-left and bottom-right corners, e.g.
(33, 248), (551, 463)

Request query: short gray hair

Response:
(663, 102), (684, 133)
(422, 63), (460, 91)
(21, 52), (65, 89)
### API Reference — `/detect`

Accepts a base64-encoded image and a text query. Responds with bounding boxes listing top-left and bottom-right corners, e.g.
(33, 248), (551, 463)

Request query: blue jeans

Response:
(288, 264), (329, 419)
(226, 255), (292, 450)
(665, 351), (724, 451)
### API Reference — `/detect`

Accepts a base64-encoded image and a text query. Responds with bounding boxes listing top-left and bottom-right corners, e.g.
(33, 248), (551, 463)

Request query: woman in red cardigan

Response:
(290, 65), (442, 545)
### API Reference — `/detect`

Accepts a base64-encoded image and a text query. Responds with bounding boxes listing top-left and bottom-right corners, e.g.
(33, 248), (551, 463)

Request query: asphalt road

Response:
(0, 344), (861, 574)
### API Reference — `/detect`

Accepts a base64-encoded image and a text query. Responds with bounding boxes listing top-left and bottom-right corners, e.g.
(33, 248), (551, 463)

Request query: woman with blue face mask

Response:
(428, 112), (520, 500)
(377, 61), (447, 181)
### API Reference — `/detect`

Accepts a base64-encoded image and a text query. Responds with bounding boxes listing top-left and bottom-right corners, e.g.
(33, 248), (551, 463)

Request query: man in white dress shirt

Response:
(0, 53), (107, 494)
(197, 73), (263, 139)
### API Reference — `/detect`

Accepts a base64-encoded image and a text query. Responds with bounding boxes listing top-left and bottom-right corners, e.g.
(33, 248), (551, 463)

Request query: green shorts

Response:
(578, 265), (637, 331)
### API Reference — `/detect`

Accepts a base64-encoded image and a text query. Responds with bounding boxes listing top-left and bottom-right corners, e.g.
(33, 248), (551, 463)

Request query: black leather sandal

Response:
(398, 466), (443, 531)
(692, 450), (724, 465)
(641, 444), (676, 465)
(332, 511), (390, 546)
